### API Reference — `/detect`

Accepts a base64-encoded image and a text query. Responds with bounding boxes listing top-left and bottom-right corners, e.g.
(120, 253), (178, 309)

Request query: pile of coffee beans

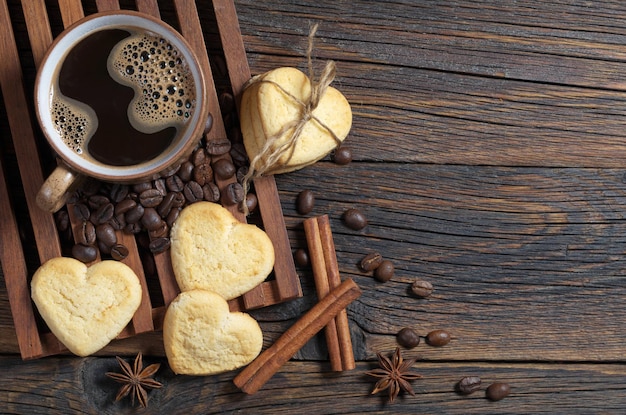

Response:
(55, 94), (255, 263)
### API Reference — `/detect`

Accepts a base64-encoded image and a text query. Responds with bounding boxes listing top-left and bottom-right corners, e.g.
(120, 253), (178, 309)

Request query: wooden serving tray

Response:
(0, 0), (301, 360)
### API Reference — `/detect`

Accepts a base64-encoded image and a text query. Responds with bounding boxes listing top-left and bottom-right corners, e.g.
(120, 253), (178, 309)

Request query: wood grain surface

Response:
(2, 0), (626, 413)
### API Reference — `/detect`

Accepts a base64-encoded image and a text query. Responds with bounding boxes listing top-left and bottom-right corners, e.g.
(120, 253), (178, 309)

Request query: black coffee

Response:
(52, 28), (196, 166)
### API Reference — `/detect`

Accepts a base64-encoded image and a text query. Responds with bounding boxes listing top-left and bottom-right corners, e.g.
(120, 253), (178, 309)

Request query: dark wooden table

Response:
(2, 0), (626, 413)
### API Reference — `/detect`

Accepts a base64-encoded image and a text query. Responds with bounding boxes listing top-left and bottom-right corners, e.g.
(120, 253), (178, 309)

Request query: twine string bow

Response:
(241, 24), (343, 215)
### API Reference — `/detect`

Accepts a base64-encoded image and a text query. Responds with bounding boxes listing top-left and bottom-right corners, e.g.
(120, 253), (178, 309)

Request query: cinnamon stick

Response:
(304, 215), (356, 371)
(304, 216), (342, 371)
(317, 215), (356, 370)
(233, 278), (361, 394)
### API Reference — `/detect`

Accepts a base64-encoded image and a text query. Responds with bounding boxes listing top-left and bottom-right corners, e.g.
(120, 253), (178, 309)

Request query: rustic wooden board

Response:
(0, 0), (300, 359)
(237, 0), (626, 168)
(0, 355), (624, 414)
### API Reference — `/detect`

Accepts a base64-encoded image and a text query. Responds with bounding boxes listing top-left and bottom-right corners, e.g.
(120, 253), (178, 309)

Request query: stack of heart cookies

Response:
(163, 201), (274, 375)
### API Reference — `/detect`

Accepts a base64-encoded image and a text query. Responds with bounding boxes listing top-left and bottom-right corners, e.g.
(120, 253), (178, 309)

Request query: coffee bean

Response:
(132, 182), (152, 193)
(411, 279), (434, 298)
(125, 204), (145, 224)
(77, 220), (96, 245)
(213, 158), (236, 180)
(206, 137), (231, 156)
(165, 207), (181, 228)
(153, 178), (167, 196)
(332, 146), (352, 165)
(171, 192), (186, 208)
(230, 142), (248, 166)
(486, 382), (510, 401)
(125, 222), (142, 234)
(140, 188), (164, 208)
(374, 260), (394, 282)
(55, 210), (70, 232)
(236, 166), (249, 184)
(92, 202), (114, 225)
(73, 203), (90, 221)
(396, 327), (420, 349)
(425, 329), (451, 347)
(114, 198), (137, 215)
(202, 183), (221, 202)
(296, 190), (315, 214)
(192, 147), (207, 166)
(72, 243), (98, 263)
(141, 207), (163, 231)
(80, 179), (101, 196)
(109, 184), (129, 203)
(149, 221), (169, 239)
(242, 192), (258, 213)
(149, 237), (171, 254)
(183, 181), (204, 203)
(294, 248), (310, 267)
(360, 252), (383, 271)
(110, 213), (126, 230)
(95, 223), (117, 248)
(457, 376), (482, 395)
(165, 175), (184, 192)
(342, 208), (367, 230)
(157, 192), (176, 218)
(193, 159), (213, 185)
(177, 161), (195, 182)
(87, 194), (110, 210)
(110, 243), (129, 261)
(222, 182), (244, 205)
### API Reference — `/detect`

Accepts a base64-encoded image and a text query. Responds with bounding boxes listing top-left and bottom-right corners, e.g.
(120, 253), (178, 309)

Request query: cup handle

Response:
(36, 163), (84, 213)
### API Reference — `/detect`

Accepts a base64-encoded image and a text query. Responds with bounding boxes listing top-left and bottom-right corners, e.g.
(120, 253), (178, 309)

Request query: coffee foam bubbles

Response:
(108, 30), (196, 134)
(51, 96), (97, 155)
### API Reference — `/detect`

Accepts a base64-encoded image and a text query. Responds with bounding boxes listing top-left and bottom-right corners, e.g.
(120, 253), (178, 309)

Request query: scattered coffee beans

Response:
(411, 279), (433, 298)
(425, 329), (451, 347)
(72, 243), (98, 263)
(456, 376), (482, 395)
(293, 248), (310, 267)
(342, 208), (367, 230)
(486, 382), (510, 401)
(110, 243), (129, 261)
(222, 182), (244, 205)
(396, 327), (420, 349)
(360, 252), (383, 271)
(149, 237), (171, 254)
(374, 260), (394, 282)
(332, 146), (352, 165)
(296, 190), (315, 215)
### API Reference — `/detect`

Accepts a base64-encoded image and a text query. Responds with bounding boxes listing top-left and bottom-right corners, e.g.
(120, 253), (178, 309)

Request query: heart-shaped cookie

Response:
(31, 257), (142, 356)
(170, 201), (274, 300)
(163, 289), (263, 375)
(240, 67), (352, 175)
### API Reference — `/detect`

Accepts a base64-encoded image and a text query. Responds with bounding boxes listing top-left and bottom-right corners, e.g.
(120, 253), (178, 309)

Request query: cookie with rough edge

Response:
(170, 201), (274, 300)
(31, 257), (142, 356)
(163, 289), (263, 375)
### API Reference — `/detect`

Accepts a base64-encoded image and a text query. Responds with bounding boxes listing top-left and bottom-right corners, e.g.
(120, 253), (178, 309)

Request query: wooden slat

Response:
(213, 0), (302, 303)
(0, 156), (43, 359)
(20, 0), (53, 67)
(0, 0), (62, 264)
(173, 0), (245, 222)
(58, 0), (84, 27)
(135, 0), (160, 17)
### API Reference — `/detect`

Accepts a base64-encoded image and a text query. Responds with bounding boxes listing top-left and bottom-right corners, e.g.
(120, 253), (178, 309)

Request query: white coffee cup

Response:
(35, 11), (209, 212)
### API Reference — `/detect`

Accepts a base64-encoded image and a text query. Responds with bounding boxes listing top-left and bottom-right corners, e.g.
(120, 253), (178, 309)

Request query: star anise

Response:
(106, 352), (163, 408)
(365, 347), (422, 403)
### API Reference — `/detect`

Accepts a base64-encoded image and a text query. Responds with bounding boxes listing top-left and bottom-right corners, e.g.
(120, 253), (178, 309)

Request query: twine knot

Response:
(241, 24), (342, 215)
